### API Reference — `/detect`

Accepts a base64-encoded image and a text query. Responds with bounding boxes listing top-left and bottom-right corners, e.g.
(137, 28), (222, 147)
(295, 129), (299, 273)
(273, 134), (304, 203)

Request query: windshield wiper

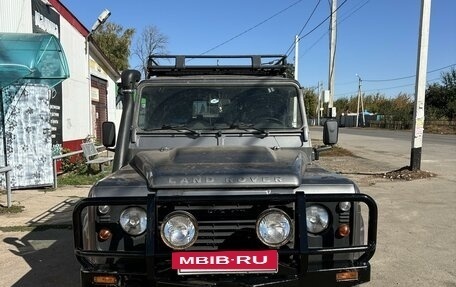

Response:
(229, 122), (269, 136)
(157, 124), (201, 136)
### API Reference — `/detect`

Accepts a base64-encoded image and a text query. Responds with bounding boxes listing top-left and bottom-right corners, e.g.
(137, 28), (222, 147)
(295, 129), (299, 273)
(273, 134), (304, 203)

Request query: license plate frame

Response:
(172, 250), (278, 275)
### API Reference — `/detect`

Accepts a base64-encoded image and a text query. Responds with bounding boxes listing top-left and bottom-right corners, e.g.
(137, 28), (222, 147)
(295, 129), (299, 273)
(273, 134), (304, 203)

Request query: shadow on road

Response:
(3, 199), (81, 287)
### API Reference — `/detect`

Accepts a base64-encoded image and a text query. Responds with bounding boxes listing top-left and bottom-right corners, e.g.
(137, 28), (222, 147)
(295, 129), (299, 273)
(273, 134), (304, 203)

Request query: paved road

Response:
(1, 128), (455, 286)
(336, 127), (455, 145)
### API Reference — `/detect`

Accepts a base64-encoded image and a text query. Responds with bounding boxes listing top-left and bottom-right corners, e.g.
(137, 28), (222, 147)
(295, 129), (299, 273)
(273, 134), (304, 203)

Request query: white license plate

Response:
(172, 250), (278, 275)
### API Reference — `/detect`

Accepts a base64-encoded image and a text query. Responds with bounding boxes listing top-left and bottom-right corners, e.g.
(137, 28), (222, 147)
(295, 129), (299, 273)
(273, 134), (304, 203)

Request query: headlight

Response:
(119, 207), (147, 236)
(160, 211), (198, 250)
(256, 208), (292, 247)
(306, 205), (330, 234)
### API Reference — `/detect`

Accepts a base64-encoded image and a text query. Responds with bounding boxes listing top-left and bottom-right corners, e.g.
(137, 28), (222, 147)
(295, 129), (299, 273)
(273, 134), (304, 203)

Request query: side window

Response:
(138, 98), (147, 126)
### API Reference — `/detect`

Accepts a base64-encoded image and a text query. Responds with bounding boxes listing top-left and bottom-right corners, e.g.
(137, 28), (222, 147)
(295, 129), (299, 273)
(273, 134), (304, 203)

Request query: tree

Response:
(92, 22), (135, 71)
(132, 25), (168, 78)
(390, 93), (413, 127)
(302, 88), (318, 118)
(425, 68), (456, 120)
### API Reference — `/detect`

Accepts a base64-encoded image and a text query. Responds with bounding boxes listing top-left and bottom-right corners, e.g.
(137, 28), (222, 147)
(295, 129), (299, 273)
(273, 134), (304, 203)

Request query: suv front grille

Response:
(156, 201), (295, 251)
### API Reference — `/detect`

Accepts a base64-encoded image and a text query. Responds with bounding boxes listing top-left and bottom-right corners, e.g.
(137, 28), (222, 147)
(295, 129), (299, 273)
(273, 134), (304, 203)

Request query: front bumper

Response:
(73, 193), (377, 286)
(81, 264), (370, 286)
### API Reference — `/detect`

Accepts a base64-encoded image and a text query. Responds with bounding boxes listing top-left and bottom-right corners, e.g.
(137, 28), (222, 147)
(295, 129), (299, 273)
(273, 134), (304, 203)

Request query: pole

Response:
(361, 87), (365, 127)
(328, 0), (337, 116)
(317, 82), (321, 126)
(0, 89), (8, 167)
(356, 75), (361, 128)
(0, 89), (12, 208)
(410, 0), (431, 171)
(294, 35), (299, 81)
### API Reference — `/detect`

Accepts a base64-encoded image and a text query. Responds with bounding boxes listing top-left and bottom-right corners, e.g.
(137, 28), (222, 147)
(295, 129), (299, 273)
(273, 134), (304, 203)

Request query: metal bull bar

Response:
(73, 192), (377, 273)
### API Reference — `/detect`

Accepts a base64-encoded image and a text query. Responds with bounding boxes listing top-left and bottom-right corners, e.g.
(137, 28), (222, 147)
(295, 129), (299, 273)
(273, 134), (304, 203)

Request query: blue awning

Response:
(0, 33), (69, 89)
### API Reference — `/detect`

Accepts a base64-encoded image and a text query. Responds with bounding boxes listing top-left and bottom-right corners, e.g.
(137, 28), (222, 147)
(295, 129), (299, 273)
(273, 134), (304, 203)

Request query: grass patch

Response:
(57, 168), (112, 186)
(319, 146), (355, 157)
(0, 205), (24, 214)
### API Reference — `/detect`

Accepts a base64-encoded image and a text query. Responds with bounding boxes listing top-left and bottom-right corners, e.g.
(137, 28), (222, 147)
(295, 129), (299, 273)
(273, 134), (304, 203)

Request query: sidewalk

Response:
(0, 186), (90, 229)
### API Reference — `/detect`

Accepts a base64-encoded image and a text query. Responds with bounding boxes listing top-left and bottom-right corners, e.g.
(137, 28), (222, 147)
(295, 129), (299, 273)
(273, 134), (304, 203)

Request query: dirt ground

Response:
(317, 154), (436, 183)
(315, 152), (456, 287)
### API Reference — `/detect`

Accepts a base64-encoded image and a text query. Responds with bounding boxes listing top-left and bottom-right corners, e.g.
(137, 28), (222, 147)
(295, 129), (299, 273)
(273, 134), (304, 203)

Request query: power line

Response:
(286, 0), (348, 58)
(339, 0), (370, 24)
(284, 0), (322, 57)
(298, 0), (348, 41)
(299, 0), (370, 59)
(364, 64), (456, 82)
(335, 76), (443, 97)
(333, 64), (455, 96)
(200, 0), (305, 55)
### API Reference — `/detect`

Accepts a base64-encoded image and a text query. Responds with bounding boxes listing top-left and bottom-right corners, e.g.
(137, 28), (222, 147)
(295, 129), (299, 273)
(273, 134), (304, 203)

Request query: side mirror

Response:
(323, 119), (338, 145)
(102, 121), (116, 148)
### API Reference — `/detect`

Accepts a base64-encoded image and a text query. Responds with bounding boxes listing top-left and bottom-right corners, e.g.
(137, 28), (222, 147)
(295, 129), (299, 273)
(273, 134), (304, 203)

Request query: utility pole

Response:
(356, 74), (361, 128)
(316, 81), (322, 126)
(294, 35), (299, 81)
(410, 0), (432, 171)
(361, 89), (365, 127)
(328, 0), (337, 117)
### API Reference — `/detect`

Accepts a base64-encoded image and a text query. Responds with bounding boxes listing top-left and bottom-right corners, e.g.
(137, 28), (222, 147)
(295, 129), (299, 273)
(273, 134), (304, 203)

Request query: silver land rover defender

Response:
(73, 55), (377, 287)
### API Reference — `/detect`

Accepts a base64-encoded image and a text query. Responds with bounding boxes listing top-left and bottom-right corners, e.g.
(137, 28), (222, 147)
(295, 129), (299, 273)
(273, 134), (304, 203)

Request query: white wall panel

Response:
(59, 20), (90, 141)
(0, 0), (33, 33)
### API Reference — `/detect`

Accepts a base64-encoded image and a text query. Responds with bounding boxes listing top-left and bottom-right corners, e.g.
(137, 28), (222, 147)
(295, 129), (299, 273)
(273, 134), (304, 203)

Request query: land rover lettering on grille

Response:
(167, 176), (284, 185)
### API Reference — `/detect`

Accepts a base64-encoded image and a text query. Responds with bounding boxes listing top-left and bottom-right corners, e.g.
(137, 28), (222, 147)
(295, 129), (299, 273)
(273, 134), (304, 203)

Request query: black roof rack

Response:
(147, 55), (289, 77)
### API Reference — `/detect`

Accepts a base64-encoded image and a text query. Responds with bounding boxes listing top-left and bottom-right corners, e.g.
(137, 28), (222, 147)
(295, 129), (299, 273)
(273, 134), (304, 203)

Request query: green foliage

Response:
(57, 170), (110, 186)
(333, 92), (413, 127)
(61, 148), (87, 174)
(92, 22), (135, 71)
(389, 93), (414, 127)
(302, 88), (318, 118)
(0, 205), (24, 214)
(58, 148), (112, 186)
(425, 68), (456, 120)
(332, 68), (456, 122)
(284, 64), (295, 79)
(334, 96), (356, 113)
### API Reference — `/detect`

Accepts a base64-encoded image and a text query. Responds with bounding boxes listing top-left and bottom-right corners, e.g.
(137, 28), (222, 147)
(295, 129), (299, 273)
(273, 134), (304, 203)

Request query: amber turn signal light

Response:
(93, 275), (117, 284)
(337, 224), (350, 237)
(98, 228), (112, 241)
(336, 270), (358, 282)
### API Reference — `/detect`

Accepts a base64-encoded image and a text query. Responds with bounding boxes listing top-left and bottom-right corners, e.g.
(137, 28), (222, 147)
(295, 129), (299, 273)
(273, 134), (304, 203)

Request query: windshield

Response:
(138, 85), (302, 131)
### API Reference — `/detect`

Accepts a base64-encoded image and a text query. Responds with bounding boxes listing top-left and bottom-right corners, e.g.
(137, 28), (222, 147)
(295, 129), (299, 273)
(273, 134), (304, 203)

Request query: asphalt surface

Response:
(0, 127), (455, 287)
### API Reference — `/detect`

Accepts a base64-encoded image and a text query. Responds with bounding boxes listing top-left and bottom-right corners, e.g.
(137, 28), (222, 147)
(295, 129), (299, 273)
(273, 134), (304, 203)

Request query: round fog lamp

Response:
(256, 208), (292, 247)
(161, 211), (198, 250)
(119, 207), (147, 236)
(306, 205), (330, 234)
(338, 202), (351, 212)
(98, 205), (111, 215)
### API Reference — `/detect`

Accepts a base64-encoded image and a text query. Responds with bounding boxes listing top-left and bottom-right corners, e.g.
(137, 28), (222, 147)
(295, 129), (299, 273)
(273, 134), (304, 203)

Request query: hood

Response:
(131, 146), (307, 189)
